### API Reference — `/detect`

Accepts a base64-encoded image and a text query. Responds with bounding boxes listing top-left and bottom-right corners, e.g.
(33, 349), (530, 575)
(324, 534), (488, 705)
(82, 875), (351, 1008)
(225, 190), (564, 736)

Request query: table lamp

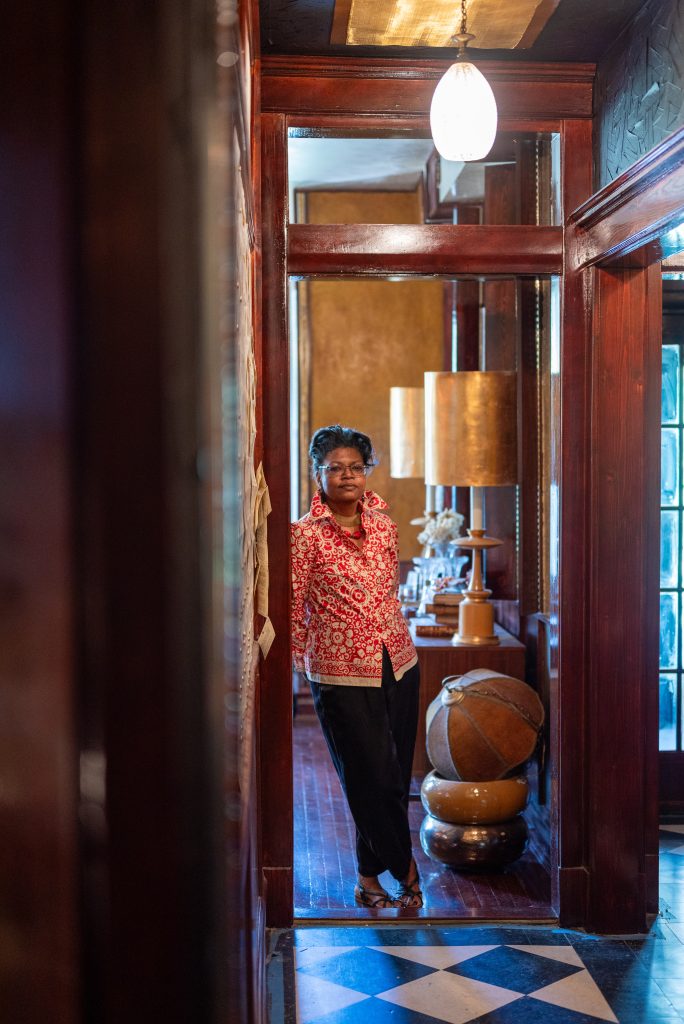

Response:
(389, 386), (436, 517)
(424, 370), (517, 645)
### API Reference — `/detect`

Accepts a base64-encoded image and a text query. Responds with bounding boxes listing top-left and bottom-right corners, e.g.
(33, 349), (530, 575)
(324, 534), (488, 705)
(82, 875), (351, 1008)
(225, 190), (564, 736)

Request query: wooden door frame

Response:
(563, 125), (684, 931)
(261, 58), (681, 935)
(259, 55), (596, 928)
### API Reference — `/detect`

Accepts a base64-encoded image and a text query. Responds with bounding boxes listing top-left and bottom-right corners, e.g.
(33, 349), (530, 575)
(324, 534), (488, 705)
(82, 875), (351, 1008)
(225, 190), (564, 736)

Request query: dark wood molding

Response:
(262, 55), (594, 120)
(569, 125), (684, 268)
(263, 53), (596, 83)
(288, 224), (563, 276)
(555, 118), (595, 924)
(287, 114), (566, 133)
(259, 112), (294, 928)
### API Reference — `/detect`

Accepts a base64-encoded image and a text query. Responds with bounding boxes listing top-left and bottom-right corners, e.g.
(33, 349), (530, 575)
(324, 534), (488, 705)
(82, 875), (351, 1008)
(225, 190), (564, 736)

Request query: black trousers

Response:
(309, 648), (420, 881)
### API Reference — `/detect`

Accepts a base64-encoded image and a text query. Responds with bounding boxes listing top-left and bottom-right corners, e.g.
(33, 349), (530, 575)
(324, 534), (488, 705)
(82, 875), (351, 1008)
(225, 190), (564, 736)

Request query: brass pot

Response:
(420, 813), (528, 869)
(420, 770), (529, 825)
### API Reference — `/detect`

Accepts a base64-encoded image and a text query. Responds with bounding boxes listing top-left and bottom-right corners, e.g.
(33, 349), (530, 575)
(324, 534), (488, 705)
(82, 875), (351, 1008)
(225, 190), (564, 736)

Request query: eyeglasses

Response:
(319, 462), (369, 477)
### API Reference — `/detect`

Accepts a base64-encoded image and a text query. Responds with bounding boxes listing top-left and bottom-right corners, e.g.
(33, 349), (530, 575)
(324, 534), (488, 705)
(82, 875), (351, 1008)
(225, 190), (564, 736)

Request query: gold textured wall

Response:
(299, 189), (444, 561)
(304, 189), (424, 225)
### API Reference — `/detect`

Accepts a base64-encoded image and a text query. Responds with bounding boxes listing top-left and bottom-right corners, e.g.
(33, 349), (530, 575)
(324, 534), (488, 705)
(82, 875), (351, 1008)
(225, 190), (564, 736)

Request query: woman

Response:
(291, 424), (423, 909)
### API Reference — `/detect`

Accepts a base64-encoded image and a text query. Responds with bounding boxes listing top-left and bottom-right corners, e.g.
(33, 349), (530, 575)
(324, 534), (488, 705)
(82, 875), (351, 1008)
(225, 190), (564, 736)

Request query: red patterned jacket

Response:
(291, 490), (417, 686)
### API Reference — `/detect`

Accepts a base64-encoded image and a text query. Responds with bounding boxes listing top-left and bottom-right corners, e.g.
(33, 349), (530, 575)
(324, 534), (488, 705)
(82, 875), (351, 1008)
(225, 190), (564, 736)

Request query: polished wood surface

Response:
(262, 56), (595, 120)
(1, 3), (79, 1018)
(293, 721), (552, 920)
(561, 115), (669, 932)
(555, 117), (594, 926)
(260, 112), (294, 928)
(77, 0), (255, 1017)
(289, 224), (564, 276)
(411, 624), (527, 775)
(4, 0), (262, 1019)
(570, 124), (684, 268)
(582, 263), (661, 932)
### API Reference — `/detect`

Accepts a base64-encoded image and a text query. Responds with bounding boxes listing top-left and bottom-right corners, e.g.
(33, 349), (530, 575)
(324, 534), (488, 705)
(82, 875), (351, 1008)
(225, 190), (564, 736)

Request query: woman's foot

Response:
(393, 860), (423, 909)
(354, 874), (394, 908)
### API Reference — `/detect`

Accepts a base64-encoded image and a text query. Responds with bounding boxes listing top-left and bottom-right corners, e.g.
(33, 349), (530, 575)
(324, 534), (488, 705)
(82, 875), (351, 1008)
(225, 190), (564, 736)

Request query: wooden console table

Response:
(410, 621), (526, 775)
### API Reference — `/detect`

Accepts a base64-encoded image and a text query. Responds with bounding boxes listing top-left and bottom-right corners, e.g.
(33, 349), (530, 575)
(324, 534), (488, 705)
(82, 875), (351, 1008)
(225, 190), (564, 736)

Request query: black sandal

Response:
(393, 865), (423, 909)
(354, 882), (394, 908)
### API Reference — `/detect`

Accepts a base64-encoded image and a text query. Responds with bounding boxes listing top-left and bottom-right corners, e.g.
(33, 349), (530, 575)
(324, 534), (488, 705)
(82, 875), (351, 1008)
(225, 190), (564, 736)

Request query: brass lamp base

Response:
(451, 529), (502, 646)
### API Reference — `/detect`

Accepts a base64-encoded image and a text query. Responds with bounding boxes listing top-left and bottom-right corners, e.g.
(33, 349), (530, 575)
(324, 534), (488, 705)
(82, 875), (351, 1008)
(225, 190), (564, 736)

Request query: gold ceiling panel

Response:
(343, 0), (560, 50)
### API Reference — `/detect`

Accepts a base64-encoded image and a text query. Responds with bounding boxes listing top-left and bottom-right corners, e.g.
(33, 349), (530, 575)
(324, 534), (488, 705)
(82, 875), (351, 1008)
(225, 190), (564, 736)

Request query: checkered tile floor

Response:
(267, 824), (684, 1024)
(296, 940), (620, 1023)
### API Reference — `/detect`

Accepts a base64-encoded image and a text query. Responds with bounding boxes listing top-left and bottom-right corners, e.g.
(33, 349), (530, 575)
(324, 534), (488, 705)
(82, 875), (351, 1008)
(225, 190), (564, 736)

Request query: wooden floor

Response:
(293, 717), (554, 921)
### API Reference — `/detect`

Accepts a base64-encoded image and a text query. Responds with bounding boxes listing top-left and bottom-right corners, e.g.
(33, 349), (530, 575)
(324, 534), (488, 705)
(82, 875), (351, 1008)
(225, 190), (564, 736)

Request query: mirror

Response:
(289, 272), (559, 618)
(288, 129), (561, 227)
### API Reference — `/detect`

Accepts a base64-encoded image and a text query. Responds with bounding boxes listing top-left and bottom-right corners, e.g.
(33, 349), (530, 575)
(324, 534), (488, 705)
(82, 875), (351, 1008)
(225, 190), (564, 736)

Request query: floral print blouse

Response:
(290, 490), (417, 686)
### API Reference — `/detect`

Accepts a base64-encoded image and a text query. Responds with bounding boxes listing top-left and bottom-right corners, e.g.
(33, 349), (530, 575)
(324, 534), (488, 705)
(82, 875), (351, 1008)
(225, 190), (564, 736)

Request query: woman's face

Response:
(316, 446), (367, 506)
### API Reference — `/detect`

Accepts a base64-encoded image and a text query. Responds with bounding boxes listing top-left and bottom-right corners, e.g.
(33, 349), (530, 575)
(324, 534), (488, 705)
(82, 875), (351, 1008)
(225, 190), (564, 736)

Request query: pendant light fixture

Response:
(430, 0), (498, 162)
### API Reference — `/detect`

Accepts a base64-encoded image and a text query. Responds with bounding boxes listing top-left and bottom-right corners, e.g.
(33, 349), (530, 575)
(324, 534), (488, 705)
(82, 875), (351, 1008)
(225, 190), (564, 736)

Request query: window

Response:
(660, 342), (682, 750)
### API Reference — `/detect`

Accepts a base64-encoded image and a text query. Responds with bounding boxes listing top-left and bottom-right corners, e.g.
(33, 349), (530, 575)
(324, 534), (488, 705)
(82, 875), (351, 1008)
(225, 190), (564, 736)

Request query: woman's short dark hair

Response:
(309, 425), (376, 473)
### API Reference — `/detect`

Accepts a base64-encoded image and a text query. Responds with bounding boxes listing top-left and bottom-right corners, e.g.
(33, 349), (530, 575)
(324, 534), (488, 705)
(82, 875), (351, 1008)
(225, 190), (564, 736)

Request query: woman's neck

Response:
(324, 496), (360, 518)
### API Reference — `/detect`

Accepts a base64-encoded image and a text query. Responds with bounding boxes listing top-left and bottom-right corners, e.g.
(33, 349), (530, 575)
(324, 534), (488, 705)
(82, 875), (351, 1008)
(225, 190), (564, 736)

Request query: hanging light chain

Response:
(452, 0), (475, 56)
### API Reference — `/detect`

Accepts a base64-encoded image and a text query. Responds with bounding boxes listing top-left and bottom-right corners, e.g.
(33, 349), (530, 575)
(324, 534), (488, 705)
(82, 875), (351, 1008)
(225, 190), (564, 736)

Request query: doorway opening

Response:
(289, 270), (559, 920)
(283, 124), (563, 922)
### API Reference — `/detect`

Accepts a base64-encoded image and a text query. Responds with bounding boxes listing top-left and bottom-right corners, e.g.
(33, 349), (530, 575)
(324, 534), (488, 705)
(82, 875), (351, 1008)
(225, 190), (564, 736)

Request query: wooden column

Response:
(556, 118), (594, 925)
(260, 112), (293, 927)
(584, 261), (661, 932)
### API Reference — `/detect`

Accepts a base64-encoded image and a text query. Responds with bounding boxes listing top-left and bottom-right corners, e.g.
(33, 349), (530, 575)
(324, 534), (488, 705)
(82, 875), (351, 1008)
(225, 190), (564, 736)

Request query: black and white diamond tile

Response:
(297, 947), (436, 994)
(295, 944), (619, 1024)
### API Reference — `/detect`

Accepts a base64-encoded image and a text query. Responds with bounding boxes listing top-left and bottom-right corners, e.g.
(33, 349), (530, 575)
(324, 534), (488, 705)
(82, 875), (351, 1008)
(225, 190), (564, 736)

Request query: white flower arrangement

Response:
(417, 508), (465, 546)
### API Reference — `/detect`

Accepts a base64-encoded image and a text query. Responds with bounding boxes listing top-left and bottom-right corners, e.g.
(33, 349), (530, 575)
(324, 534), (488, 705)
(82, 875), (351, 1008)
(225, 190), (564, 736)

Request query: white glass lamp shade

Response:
(430, 61), (498, 162)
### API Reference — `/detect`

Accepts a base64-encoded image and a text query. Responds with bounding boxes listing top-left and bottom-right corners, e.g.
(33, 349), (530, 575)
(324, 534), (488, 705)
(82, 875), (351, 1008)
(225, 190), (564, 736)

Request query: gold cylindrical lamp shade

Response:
(424, 371), (518, 486)
(389, 387), (425, 478)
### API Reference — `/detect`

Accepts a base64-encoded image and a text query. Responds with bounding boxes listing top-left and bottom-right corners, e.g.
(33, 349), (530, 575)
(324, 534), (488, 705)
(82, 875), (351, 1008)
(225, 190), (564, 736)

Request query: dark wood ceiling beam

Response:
(262, 55), (594, 119)
(288, 223), (563, 275)
(569, 125), (684, 268)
